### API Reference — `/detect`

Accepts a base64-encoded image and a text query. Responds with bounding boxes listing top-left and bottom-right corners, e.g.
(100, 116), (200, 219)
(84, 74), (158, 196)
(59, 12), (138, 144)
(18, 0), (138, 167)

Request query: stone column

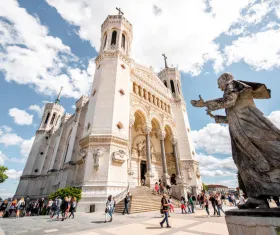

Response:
(144, 125), (153, 187)
(172, 137), (182, 184)
(128, 117), (135, 185)
(159, 132), (170, 185)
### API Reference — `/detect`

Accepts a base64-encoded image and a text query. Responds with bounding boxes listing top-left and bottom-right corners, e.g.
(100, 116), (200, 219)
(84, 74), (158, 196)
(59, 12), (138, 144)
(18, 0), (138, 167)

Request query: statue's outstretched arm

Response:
(206, 92), (238, 111)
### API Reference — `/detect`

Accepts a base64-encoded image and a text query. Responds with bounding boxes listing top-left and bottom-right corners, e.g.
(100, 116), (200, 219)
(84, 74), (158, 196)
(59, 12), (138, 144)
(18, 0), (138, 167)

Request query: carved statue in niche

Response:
(93, 149), (104, 170)
(191, 72), (280, 209)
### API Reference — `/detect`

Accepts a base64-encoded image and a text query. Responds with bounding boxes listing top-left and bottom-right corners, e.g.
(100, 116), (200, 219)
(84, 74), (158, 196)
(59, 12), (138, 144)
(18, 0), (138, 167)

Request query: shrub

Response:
(49, 187), (82, 202)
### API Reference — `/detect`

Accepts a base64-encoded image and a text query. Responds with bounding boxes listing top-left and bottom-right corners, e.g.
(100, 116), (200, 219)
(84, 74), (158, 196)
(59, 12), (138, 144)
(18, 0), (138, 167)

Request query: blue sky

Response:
(1, 0), (280, 198)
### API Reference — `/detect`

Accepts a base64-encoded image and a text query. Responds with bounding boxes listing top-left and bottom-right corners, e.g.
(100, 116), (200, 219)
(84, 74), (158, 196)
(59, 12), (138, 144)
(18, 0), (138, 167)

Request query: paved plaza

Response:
(0, 206), (234, 235)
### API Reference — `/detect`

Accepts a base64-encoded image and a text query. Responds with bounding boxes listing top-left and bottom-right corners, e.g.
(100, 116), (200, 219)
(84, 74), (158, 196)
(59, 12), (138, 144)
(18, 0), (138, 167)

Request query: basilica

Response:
(15, 12), (202, 212)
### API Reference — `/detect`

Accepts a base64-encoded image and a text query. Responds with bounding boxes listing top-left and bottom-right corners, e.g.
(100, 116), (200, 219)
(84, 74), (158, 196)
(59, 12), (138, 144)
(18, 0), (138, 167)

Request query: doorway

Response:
(140, 160), (147, 185)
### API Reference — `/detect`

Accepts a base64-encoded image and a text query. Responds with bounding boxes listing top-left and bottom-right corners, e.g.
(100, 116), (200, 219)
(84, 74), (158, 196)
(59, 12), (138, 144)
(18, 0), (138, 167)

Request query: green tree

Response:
(237, 171), (247, 195)
(202, 183), (208, 191)
(49, 187), (82, 201)
(0, 166), (8, 184)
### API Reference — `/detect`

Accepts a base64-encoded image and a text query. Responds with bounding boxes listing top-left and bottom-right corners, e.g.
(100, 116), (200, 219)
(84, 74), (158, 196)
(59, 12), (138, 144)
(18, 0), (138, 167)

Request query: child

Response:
(168, 196), (174, 213)
(180, 196), (187, 214)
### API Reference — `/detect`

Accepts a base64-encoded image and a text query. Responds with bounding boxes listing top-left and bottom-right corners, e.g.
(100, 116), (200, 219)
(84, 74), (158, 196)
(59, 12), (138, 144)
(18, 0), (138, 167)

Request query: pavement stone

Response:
(0, 205), (236, 235)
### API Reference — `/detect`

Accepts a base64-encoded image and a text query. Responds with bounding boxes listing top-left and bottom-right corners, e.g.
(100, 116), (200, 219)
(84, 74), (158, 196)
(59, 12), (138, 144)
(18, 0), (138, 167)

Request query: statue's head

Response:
(218, 73), (234, 91)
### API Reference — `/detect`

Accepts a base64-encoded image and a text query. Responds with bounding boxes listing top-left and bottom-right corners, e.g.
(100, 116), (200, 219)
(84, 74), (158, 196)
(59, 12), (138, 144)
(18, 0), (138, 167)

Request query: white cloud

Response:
(6, 169), (22, 179)
(223, 29), (280, 71)
(0, 151), (5, 165)
(191, 123), (231, 155)
(0, 133), (23, 146)
(9, 108), (33, 125)
(0, 0), (93, 99)
(46, 0), (250, 75)
(267, 111), (280, 129)
(28, 105), (44, 118)
(201, 169), (235, 177)
(20, 136), (35, 158)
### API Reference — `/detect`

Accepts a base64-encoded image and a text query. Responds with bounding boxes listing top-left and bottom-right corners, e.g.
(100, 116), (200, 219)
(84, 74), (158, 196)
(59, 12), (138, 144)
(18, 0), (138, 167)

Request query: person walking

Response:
(0, 200), (8, 218)
(105, 195), (113, 222)
(180, 196), (187, 214)
(38, 197), (44, 215)
(54, 196), (62, 219)
(33, 199), (40, 216)
(204, 195), (210, 217)
(46, 199), (53, 215)
(209, 194), (218, 216)
(122, 193), (130, 215)
(112, 197), (116, 214)
(160, 194), (171, 228)
(16, 198), (25, 218)
(216, 194), (225, 216)
(188, 195), (195, 213)
(68, 197), (77, 219)
(61, 197), (70, 221)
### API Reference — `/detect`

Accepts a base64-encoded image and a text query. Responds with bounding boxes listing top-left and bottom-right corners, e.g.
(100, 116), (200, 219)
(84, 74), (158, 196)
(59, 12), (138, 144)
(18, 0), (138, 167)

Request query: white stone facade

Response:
(15, 14), (202, 211)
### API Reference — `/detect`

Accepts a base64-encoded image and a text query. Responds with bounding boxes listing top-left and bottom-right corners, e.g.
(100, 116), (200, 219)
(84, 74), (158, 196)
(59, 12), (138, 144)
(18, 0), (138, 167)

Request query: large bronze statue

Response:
(191, 73), (280, 208)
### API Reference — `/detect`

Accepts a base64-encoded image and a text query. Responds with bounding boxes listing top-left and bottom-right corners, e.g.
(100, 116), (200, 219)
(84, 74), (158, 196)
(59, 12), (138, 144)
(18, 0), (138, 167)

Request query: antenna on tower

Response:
(162, 54), (168, 68)
(55, 86), (63, 104)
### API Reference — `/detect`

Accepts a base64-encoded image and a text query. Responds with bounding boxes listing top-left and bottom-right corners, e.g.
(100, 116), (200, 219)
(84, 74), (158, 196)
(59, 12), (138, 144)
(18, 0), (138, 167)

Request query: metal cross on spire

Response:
(116, 7), (124, 15)
(55, 86), (63, 104)
(162, 54), (168, 68)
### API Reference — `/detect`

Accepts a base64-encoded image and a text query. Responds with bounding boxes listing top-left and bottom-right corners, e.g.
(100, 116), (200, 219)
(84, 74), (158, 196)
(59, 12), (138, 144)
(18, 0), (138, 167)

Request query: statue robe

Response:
(206, 80), (280, 197)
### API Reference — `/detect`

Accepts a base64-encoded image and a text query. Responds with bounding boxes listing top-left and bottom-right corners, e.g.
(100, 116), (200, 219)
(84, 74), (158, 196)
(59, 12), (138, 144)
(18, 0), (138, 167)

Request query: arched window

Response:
(50, 113), (56, 125)
(163, 80), (167, 87)
(44, 113), (50, 124)
(121, 33), (125, 49)
(103, 33), (107, 49)
(111, 31), (117, 45)
(177, 83), (180, 94)
(63, 130), (72, 163)
(170, 80), (176, 93)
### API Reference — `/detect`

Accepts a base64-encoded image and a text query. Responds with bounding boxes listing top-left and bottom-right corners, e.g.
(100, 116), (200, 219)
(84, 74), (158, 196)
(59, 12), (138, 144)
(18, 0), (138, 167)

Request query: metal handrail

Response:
(115, 184), (130, 204)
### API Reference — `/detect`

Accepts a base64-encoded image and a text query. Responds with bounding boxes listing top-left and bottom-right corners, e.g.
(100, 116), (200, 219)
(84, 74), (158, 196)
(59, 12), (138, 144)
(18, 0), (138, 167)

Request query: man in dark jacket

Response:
(122, 193), (130, 215)
(209, 193), (218, 216)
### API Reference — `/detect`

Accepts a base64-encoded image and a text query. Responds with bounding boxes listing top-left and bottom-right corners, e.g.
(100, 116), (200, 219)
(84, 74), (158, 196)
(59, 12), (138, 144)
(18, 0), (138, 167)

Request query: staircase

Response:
(114, 186), (179, 214)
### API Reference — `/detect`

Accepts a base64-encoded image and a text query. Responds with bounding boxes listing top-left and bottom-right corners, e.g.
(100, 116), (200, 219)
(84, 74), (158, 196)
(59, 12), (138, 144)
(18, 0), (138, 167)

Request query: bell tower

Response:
(79, 10), (133, 212)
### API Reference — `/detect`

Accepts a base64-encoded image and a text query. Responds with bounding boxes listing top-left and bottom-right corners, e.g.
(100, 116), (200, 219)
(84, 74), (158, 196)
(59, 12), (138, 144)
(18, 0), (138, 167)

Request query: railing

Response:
(115, 184), (130, 204)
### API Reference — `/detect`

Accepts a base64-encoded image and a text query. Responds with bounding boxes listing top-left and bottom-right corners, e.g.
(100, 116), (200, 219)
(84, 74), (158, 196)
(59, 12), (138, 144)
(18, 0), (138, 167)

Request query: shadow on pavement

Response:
(146, 227), (162, 230)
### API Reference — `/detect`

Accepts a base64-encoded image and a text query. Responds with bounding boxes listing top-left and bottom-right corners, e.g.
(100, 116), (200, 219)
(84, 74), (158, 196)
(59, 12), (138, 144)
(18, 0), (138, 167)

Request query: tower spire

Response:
(55, 86), (63, 104)
(162, 54), (168, 68)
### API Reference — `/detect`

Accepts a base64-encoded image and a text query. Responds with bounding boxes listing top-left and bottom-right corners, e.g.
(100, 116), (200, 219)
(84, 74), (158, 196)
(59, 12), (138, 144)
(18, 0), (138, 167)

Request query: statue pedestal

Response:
(225, 208), (280, 235)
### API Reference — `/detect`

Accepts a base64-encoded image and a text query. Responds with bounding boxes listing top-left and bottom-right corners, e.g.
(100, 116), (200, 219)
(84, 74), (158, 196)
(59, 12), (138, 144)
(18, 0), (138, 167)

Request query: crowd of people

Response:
(0, 196), (77, 221)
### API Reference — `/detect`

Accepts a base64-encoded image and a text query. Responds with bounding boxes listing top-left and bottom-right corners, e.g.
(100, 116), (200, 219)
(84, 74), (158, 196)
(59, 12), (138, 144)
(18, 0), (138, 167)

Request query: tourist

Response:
(188, 194), (195, 213)
(154, 182), (159, 194)
(112, 197), (116, 214)
(200, 193), (205, 209)
(16, 197), (25, 218)
(216, 194), (225, 216)
(209, 193), (218, 216)
(0, 200), (8, 217)
(33, 199), (40, 216)
(122, 193), (130, 215)
(238, 194), (246, 206)
(160, 194), (171, 228)
(46, 199), (53, 215)
(54, 196), (62, 219)
(61, 197), (70, 221)
(231, 194), (236, 206)
(204, 194), (210, 217)
(9, 199), (17, 217)
(228, 194), (233, 206)
(168, 196), (174, 213)
(68, 197), (77, 219)
(197, 194), (201, 207)
(221, 194), (226, 205)
(38, 197), (44, 215)
(180, 196), (187, 214)
(25, 197), (31, 216)
(105, 195), (113, 222)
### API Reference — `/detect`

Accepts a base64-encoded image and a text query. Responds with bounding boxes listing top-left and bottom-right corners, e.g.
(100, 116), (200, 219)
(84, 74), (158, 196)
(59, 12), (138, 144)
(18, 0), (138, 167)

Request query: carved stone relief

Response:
(112, 150), (128, 165)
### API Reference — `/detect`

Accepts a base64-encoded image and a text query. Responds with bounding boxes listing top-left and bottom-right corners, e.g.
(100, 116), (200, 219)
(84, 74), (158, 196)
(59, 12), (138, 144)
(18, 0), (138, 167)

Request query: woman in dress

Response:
(191, 73), (280, 208)
(105, 195), (113, 223)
